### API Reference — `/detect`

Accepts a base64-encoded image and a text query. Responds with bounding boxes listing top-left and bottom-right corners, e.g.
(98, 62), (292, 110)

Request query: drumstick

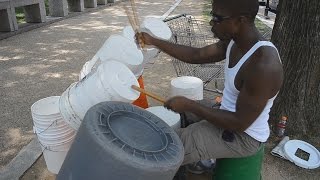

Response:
(123, 3), (145, 48)
(131, 85), (166, 104)
(130, 0), (146, 49)
(123, 5), (139, 33)
(130, 0), (140, 27)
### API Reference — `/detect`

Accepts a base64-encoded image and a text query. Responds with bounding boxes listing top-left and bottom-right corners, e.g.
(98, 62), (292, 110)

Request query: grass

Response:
(255, 18), (273, 39)
(203, 0), (212, 22)
(15, 0), (49, 24)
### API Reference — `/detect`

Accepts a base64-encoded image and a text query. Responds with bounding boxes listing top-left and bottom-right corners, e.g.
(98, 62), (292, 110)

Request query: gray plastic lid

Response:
(95, 102), (182, 163)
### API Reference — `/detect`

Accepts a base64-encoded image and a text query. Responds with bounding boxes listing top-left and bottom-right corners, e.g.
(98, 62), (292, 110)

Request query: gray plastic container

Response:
(57, 101), (184, 180)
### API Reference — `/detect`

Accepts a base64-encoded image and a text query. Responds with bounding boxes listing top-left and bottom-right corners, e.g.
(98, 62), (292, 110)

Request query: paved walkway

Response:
(0, 0), (206, 179)
(3, 1), (319, 180)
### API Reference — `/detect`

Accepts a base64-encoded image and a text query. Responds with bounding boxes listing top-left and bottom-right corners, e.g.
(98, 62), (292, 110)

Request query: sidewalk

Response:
(1, 1), (319, 180)
(0, 0), (207, 179)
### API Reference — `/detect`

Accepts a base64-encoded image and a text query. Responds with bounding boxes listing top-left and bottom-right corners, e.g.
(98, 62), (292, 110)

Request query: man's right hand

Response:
(135, 32), (156, 46)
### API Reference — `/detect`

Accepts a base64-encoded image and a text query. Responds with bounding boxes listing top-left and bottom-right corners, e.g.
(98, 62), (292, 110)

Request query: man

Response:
(138, 0), (283, 166)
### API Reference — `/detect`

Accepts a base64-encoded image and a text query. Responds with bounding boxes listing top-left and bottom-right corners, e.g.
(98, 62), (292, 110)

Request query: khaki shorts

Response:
(176, 100), (261, 165)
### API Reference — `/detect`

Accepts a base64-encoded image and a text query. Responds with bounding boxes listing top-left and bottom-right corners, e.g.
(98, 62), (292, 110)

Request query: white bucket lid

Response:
(100, 61), (140, 102)
(141, 17), (172, 41)
(170, 76), (203, 100)
(122, 25), (157, 50)
(283, 140), (320, 169)
(31, 96), (61, 116)
(122, 25), (160, 78)
(146, 106), (181, 129)
(97, 34), (143, 70)
(122, 25), (136, 42)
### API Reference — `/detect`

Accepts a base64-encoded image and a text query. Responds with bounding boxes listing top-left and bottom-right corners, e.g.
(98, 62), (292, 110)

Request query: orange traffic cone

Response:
(132, 76), (149, 109)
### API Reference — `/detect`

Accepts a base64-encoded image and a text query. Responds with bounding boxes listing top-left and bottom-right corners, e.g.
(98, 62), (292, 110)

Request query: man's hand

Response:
(164, 96), (193, 113)
(135, 32), (156, 46)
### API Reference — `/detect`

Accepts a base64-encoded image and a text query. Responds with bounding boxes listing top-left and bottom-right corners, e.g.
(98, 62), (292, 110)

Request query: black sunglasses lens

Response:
(212, 15), (222, 23)
(211, 12), (226, 23)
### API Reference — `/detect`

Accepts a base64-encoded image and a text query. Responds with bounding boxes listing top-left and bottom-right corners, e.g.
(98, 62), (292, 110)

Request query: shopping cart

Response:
(164, 14), (224, 94)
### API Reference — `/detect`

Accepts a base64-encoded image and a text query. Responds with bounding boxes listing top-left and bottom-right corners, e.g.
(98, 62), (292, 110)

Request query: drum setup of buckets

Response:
(30, 17), (205, 174)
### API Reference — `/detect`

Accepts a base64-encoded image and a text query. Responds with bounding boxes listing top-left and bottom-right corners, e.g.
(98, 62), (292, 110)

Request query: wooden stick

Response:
(124, 2), (145, 49)
(130, 0), (140, 27)
(131, 0), (146, 49)
(123, 5), (139, 33)
(131, 85), (166, 104)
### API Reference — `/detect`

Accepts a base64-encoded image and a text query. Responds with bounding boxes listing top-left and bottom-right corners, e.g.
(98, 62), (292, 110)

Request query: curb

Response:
(0, 137), (42, 180)
(0, 1), (125, 41)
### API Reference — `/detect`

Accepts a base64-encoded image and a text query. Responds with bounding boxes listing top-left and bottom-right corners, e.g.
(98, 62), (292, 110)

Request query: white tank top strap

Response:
(225, 40), (235, 64)
(233, 41), (280, 69)
(259, 41), (282, 63)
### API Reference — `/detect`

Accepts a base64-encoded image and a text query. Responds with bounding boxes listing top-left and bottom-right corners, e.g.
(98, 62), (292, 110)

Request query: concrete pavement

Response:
(4, 2), (310, 180)
(0, 0), (207, 178)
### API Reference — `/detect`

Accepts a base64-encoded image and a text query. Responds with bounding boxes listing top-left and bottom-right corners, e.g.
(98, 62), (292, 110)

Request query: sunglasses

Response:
(210, 11), (232, 23)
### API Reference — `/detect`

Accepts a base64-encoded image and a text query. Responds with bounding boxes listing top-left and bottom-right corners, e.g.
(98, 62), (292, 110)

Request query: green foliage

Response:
(255, 18), (272, 38)
(203, 0), (212, 22)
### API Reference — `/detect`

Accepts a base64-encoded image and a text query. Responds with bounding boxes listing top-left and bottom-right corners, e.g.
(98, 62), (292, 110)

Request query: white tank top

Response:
(220, 40), (281, 142)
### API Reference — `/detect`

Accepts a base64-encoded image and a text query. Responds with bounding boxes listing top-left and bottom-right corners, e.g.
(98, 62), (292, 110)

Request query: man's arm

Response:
(164, 57), (282, 132)
(139, 32), (228, 64)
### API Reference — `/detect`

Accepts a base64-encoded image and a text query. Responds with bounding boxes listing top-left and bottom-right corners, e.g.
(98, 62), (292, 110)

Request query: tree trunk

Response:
(270, 0), (320, 136)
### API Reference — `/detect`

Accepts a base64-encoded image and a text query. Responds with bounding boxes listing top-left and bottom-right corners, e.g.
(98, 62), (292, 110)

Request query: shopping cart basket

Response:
(164, 14), (224, 94)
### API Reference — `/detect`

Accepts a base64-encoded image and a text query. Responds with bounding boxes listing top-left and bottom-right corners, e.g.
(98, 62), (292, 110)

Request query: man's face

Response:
(210, 4), (237, 41)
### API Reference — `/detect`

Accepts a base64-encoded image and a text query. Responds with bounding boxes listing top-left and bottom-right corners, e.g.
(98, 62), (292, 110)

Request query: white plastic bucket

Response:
(60, 60), (140, 130)
(31, 96), (61, 117)
(34, 122), (74, 136)
(40, 138), (74, 174)
(122, 25), (160, 77)
(31, 96), (76, 174)
(79, 34), (144, 79)
(170, 76), (203, 100)
(79, 56), (101, 80)
(36, 129), (75, 146)
(140, 17), (172, 41)
(32, 117), (68, 131)
(122, 25), (160, 60)
(34, 124), (75, 139)
(31, 96), (75, 131)
(146, 106), (181, 130)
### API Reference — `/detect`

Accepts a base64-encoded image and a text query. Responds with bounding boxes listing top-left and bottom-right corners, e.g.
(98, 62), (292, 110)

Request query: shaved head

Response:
(213, 0), (259, 21)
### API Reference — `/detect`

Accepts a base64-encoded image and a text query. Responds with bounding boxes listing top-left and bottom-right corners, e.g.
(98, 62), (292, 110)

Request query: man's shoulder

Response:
(250, 45), (281, 70)
(244, 45), (283, 97)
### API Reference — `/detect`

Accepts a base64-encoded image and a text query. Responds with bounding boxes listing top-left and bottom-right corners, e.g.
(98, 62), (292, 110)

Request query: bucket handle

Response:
(33, 119), (58, 135)
(36, 139), (67, 153)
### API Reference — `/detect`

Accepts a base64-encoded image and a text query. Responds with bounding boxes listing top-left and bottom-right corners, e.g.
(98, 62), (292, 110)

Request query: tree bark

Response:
(270, 0), (320, 136)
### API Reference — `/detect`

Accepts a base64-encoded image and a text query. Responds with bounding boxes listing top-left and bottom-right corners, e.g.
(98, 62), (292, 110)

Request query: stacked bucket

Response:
(30, 17), (173, 174)
(31, 96), (76, 174)
(60, 61), (140, 130)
